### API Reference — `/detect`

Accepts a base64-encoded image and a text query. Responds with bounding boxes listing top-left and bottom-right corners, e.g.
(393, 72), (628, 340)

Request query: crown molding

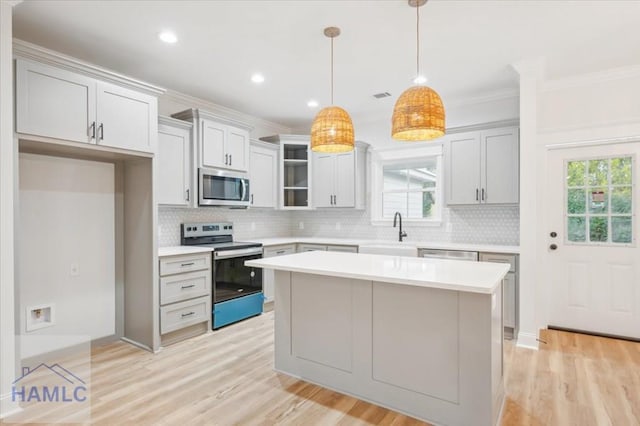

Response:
(158, 115), (193, 130)
(12, 38), (165, 95)
(162, 89), (291, 135)
(542, 63), (640, 92)
(444, 88), (520, 109)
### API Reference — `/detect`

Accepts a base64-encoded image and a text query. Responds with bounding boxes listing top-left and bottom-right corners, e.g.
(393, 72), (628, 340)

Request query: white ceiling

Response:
(12, 1), (640, 130)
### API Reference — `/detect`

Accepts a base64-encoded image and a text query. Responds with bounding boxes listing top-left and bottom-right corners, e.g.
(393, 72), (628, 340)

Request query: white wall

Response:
(0, 1), (17, 418)
(18, 154), (115, 357)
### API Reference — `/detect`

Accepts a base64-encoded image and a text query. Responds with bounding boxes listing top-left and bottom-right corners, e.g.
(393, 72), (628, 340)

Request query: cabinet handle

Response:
(98, 123), (104, 141)
(229, 154), (232, 165)
(482, 188), (485, 201)
(180, 262), (195, 267)
(276, 250), (286, 255)
(476, 189), (479, 201)
(186, 189), (190, 201)
(89, 122), (96, 139)
(181, 284), (196, 289)
(225, 154), (228, 165)
(181, 311), (195, 318)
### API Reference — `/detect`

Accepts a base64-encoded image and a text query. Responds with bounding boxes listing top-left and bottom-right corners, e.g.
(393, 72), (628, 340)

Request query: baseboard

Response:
(516, 331), (540, 350)
(0, 392), (22, 419)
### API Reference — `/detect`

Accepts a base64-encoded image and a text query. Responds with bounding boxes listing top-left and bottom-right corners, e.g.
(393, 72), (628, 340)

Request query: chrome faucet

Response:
(393, 212), (407, 242)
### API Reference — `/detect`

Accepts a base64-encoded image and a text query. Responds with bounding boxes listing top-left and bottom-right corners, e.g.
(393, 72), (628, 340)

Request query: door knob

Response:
(550, 231), (557, 238)
(549, 244), (558, 250)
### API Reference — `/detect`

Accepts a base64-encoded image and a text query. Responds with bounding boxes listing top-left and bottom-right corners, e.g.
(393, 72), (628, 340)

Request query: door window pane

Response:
(589, 217), (608, 242)
(611, 157), (632, 185)
(588, 188), (608, 214)
(612, 216), (632, 243)
(567, 161), (586, 187)
(588, 159), (608, 186)
(567, 217), (586, 242)
(567, 189), (586, 214)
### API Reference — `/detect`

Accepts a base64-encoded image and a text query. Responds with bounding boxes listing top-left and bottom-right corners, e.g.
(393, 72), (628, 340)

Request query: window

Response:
(565, 156), (634, 245)
(371, 146), (442, 224)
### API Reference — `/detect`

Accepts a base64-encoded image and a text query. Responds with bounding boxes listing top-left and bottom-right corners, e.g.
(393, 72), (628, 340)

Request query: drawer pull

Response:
(181, 284), (196, 289)
(181, 311), (195, 318)
(181, 262), (195, 267)
(276, 250), (286, 255)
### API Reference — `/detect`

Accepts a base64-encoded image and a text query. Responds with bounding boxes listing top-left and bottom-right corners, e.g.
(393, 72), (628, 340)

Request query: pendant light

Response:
(391, 0), (445, 141)
(311, 27), (355, 153)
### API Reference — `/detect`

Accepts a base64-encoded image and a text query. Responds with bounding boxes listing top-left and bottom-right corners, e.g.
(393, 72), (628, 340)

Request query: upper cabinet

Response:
(15, 59), (159, 154)
(172, 109), (252, 173)
(157, 116), (192, 206)
(249, 140), (278, 208)
(313, 142), (367, 209)
(446, 126), (519, 205)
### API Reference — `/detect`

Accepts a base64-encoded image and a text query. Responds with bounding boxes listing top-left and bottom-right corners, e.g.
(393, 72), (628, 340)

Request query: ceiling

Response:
(12, 1), (640, 130)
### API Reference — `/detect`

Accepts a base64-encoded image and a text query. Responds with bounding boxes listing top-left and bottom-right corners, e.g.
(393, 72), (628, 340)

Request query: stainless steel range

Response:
(181, 222), (263, 329)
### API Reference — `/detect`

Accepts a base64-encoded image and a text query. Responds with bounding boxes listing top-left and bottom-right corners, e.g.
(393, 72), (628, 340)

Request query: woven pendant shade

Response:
(391, 85), (445, 141)
(311, 106), (354, 153)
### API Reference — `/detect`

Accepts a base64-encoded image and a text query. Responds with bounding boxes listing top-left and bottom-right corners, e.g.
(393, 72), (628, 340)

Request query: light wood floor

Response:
(3, 311), (639, 425)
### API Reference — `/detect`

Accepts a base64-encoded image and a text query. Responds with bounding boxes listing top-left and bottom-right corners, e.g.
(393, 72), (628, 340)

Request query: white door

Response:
(482, 127), (519, 204)
(447, 132), (481, 205)
(547, 142), (639, 339)
(96, 82), (156, 153)
(157, 123), (190, 205)
(335, 151), (355, 207)
(313, 154), (335, 208)
(201, 120), (226, 168)
(225, 127), (249, 171)
(249, 145), (277, 208)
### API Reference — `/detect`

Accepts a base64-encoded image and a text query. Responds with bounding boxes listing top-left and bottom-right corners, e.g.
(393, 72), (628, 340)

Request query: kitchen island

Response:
(246, 251), (509, 426)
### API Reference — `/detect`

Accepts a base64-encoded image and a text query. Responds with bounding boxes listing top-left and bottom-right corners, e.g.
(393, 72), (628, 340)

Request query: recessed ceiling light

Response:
(413, 75), (428, 84)
(307, 100), (319, 108)
(251, 73), (265, 84)
(158, 31), (178, 44)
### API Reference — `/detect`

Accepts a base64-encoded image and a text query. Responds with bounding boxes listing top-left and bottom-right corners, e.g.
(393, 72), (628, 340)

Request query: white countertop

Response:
(158, 246), (213, 257)
(252, 237), (519, 254)
(246, 251), (510, 294)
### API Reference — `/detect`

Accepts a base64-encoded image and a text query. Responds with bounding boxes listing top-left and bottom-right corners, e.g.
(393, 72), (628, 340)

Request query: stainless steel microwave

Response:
(199, 168), (250, 207)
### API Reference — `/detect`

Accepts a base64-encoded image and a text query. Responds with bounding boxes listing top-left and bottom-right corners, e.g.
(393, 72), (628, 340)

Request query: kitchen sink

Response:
(358, 244), (418, 257)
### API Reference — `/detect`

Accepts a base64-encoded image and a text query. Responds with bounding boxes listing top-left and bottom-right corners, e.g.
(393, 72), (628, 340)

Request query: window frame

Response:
(370, 145), (443, 227)
(563, 154), (636, 247)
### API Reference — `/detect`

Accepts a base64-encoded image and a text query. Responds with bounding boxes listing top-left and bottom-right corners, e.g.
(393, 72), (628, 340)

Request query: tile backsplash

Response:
(292, 206), (519, 245)
(158, 207), (292, 247)
(159, 205), (519, 247)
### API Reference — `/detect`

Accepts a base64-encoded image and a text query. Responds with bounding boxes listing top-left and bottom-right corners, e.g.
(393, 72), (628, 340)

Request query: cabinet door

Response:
(249, 145), (277, 208)
(327, 245), (358, 253)
(482, 127), (519, 204)
(225, 127), (249, 171)
(503, 272), (516, 328)
(157, 123), (190, 205)
(263, 244), (296, 302)
(313, 154), (335, 208)
(96, 82), (157, 153)
(447, 132), (482, 205)
(201, 119), (226, 168)
(16, 59), (96, 144)
(334, 151), (355, 207)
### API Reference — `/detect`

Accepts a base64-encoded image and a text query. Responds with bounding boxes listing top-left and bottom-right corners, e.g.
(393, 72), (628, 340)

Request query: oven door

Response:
(213, 248), (263, 303)
(199, 168), (250, 207)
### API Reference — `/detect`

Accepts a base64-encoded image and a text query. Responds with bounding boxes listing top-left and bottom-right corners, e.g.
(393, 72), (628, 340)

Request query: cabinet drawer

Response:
(297, 244), (327, 252)
(479, 253), (517, 272)
(160, 296), (209, 334)
(327, 245), (358, 253)
(160, 270), (210, 305)
(264, 244), (296, 258)
(160, 253), (210, 276)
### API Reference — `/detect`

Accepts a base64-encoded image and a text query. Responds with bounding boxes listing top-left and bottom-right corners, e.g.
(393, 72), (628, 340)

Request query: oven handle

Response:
(214, 247), (263, 260)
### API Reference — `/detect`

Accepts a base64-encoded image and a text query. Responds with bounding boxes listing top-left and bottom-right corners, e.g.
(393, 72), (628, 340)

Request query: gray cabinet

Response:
(263, 244), (296, 302)
(313, 142), (367, 209)
(446, 127), (519, 205)
(157, 116), (192, 206)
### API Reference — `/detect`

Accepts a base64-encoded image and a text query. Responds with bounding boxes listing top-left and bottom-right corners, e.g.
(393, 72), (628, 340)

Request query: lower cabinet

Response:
(158, 252), (212, 346)
(263, 244), (296, 302)
(297, 244), (328, 252)
(327, 245), (358, 253)
(479, 252), (519, 338)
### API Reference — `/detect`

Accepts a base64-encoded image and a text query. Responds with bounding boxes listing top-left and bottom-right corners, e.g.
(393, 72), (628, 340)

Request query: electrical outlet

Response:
(70, 263), (80, 276)
(335, 222), (341, 230)
(299, 221), (304, 230)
